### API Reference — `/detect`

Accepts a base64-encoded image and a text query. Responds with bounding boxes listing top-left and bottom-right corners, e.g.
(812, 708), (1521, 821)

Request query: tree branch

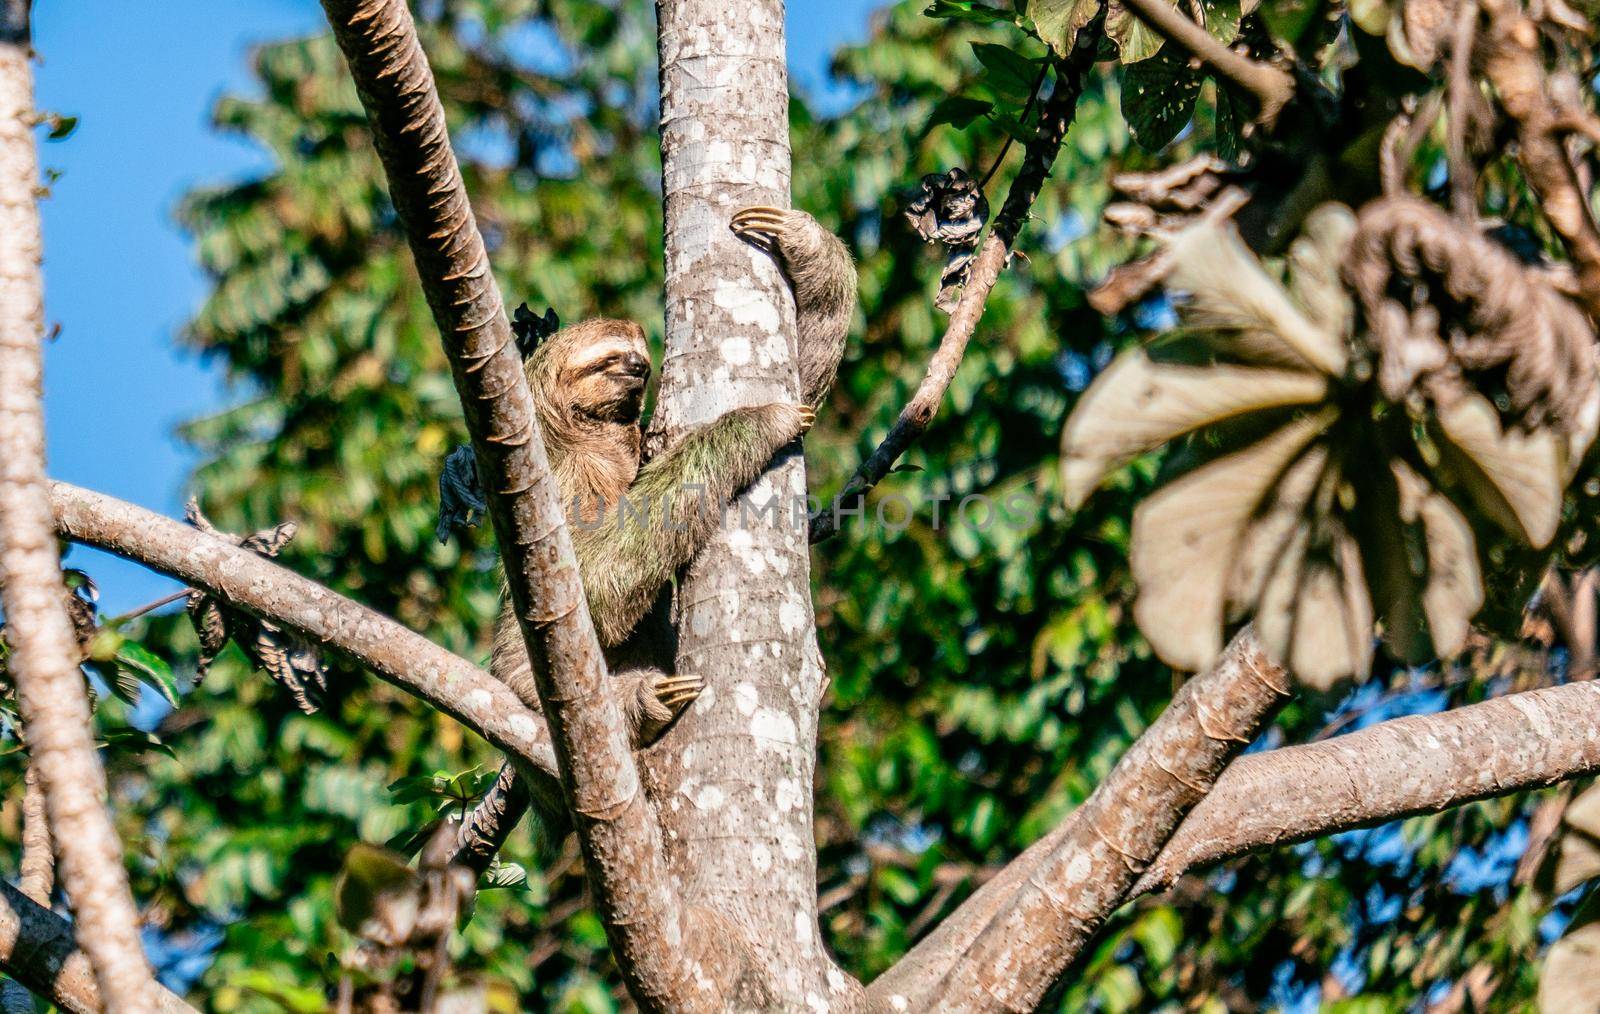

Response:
(0, 40), (159, 1011)
(18, 767), (52, 906)
(318, 2), (704, 1006)
(1120, 0), (1293, 125)
(48, 481), (563, 792)
(811, 41), (1098, 543)
(0, 880), (194, 1014)
(1133, 676), (1600, 895)
(870, 627), (1289, 1011)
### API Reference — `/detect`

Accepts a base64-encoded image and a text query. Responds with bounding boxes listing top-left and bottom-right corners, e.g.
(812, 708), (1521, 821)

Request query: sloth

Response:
(485, 206), (856, 741)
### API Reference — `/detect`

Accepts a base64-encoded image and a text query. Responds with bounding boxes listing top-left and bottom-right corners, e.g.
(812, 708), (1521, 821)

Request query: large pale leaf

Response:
(1228, 442), (1327, 617)
(1541, 895), (1600, 1014)
(1394, 463), (1483, 660)
(1131, 412), (1331, 673)
(1435, 392), (1564, 548)
(1169, 222), (1349, 376)
(1253, 500), (1375, 689)
(1061, 350), (1327, 508)
(1286, 204), (1357, 344)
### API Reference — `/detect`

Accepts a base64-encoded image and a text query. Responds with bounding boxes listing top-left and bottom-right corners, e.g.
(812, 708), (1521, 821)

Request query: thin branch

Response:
(1132, 677), (1600, 895)
(318, 2), (706, 1007)
(103, 589), (190, 627)
(0, 40), (159, 1011)
(870, 627), (1289, 1011)
(48, 481), (563, 791)
(0, 880), (194, 1014)
(448, 762), (535, 874)
(18, 767), (52, 906)
(1120, 0), (1294, 125)
(811, 42), (1098, 543)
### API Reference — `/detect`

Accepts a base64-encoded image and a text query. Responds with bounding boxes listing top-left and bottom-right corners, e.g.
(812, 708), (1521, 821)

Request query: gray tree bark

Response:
(0, 26), (159, 1013)
(646, 2), (865, 1008)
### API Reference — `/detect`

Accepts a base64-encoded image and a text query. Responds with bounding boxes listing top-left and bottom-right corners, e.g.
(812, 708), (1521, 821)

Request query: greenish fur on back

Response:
(488, 207), (854, 741)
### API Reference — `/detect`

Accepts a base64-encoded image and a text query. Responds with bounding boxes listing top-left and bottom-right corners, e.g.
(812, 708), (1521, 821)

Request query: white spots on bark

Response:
(508, 712), (540, 743)
(1065, 851), (1093, 887)
(778, 829), (806, 862)
(827, 968), (848, 994)
(464, 688), (493, 714)
(775, 778), (803, 814)
(751, 843), (773, 872)
(714, 278), (782, 338)
(693, 784), (727, 811)
(889, 995), (910, 1012)
(805, 993), (830, 1014)
(734, 681), (760, 716)
(751, 706), (798, 747)
(779, 595), (808, 635)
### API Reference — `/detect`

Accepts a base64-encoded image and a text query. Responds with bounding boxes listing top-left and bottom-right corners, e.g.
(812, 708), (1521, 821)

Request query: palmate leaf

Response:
(1130, 410), (1333, 673)
(1390, 462), (1482, 664)
(1167, 220), (1349, 375)
(1434, 392), (1565, 549)
(1060, 350), (1327, 508)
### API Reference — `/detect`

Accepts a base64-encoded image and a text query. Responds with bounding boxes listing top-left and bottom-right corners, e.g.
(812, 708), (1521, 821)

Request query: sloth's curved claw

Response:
(652, 672), (705, 712)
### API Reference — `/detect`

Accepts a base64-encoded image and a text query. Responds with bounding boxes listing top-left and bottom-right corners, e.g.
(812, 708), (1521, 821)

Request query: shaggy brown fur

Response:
(490, 207), (855, 740)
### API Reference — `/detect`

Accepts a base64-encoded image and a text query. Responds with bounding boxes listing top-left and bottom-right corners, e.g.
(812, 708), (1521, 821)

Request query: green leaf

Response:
(482, 862), (527, 889)
(1201, 0), (1243, 43)
(989, 109), (1037, 142)
(99, 726), (176, 759)
(924, 0), (1019, 23)
(928, 95), (996, 130)
(1105, 0), (1166, 63)
(115, 641), (181, 707)
(1120, 45), (1202, 149)
(44, 114), (78, 141)
(1031, 0), (1102, 57)
(971, 43), (1041, 101)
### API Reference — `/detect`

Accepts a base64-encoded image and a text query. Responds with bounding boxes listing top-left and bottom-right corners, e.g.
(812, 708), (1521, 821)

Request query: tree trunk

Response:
(647, 2), (863, 1007)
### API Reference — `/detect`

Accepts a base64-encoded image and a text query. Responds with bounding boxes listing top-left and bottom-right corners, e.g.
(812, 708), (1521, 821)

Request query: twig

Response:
(811, 43), (1098, 543)
(976, 63), (1050, 190)
(103, 588), (190, 626)
(18, 767), (52, 905)
(1119, 0), (1294, 125)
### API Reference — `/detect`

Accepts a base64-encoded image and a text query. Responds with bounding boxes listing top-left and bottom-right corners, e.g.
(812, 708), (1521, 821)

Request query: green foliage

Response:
(13, 0), (1570, 1008)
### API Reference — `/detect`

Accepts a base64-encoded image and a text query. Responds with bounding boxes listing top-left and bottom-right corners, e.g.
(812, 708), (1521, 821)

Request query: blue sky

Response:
(35, 0), (882, 614)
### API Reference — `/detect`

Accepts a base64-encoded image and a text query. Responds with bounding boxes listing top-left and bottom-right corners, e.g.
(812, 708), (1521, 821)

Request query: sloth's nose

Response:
(619, 353), (651, 379)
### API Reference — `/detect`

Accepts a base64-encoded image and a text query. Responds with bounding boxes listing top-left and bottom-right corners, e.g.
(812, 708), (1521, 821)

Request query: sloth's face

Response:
(554, 319), (652, 424)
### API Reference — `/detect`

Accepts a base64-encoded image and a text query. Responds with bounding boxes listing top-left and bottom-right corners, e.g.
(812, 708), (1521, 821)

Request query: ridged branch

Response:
(1134, 677), (1600, 894)
(0, 38), (160, 1012)
(48, 482), (562, 788)
(872, 628), (1290, 1011)
(18, 767), (53, 906)
(318, 2), (704, 1006)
